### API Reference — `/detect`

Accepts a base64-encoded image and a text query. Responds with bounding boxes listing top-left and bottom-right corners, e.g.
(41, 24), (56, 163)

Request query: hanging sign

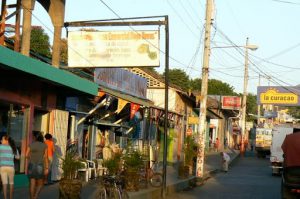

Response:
(68, 30), (160, 67)
(257, 86), (300, 106)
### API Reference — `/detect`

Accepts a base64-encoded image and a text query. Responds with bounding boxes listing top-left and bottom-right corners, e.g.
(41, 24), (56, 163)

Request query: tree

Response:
(246, 93), (257, 119)
(163, 69), (190, 92)
(30, 26), (51, 57)
(60, 38), (68, 65)
(190, 78), (236, 95)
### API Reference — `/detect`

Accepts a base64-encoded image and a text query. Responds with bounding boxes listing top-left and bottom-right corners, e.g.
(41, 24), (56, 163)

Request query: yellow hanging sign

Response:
(260, 89), (298, 104)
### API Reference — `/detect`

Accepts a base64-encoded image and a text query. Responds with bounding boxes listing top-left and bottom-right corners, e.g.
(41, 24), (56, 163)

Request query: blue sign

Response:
(94, 68), (147, 99)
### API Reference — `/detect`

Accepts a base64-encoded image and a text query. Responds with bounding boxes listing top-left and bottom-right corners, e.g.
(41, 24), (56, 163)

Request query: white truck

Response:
(270, 125), (293, 175)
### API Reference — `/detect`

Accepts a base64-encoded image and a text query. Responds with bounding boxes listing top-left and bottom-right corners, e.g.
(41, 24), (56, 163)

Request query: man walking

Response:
(220, 152), (230, 172)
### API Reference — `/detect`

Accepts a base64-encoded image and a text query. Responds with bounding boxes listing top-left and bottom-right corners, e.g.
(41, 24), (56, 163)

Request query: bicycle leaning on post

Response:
(139, 159), (163, 188)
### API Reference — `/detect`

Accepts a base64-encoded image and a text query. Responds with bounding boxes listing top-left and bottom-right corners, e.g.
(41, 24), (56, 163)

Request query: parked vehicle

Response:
(281, 131), (300, 199)
(270, 126), (293, 175)
(255, 128), (272, 158)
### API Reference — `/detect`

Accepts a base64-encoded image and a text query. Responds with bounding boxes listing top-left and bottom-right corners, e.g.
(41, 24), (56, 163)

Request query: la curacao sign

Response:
(257, 86), (300, 106)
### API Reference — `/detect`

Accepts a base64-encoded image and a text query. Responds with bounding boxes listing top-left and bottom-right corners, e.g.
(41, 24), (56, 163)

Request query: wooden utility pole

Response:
(196, 0), (213, 178)
(240, 37), (249, 156)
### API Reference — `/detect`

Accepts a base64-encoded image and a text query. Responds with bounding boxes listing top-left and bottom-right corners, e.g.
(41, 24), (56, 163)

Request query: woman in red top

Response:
(214, 138), (220, 152)
(44, 133), (55, 185)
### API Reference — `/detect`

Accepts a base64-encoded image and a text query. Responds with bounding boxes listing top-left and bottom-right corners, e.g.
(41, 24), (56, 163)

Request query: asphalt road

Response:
(167, 153), (281, 199)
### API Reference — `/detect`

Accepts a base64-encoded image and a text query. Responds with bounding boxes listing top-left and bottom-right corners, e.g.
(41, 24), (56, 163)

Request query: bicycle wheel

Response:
(95, 187), (107, 199)
(121, 189), (129, 199)
(150, 173), (163, 187)
(110, 187), (121, 199)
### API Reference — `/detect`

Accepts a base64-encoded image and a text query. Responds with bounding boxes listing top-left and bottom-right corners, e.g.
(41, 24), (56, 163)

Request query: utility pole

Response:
(240, 37), (249, 156)
(196, 0), (213, 178)
(257, 74), (261, 124)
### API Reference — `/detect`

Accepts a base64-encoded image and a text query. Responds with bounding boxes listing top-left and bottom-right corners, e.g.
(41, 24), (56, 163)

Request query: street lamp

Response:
(210, 39), (258, 156)
(240, 37), (258, 156)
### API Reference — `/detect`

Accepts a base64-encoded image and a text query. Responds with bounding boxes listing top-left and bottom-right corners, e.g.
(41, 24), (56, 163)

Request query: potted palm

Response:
(179, 136), (198, 178)
(59, 152), (83, 199)
(103, 153), (121, 175)
(123, 150), (143, 191)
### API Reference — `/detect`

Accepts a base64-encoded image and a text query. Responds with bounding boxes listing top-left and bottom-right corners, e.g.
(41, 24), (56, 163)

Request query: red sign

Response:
(221, 96), (241, 110)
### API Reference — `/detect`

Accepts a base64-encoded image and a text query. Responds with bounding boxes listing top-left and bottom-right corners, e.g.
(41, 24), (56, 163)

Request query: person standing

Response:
(214, 138), (220, 152)
(44, 133), (55, 185)
(26, 131), (48, 199)
(220, 151), (230, 172)
(0, 135), (16, 199)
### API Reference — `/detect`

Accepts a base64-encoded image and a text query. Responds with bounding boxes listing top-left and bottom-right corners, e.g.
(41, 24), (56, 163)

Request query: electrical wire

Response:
(166, 0), (199, 38)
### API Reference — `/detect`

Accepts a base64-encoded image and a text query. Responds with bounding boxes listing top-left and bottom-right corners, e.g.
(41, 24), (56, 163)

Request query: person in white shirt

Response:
(220, 152), (230, 172)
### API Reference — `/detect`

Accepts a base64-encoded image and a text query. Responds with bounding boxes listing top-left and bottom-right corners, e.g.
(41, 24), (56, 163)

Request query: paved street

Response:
(166, 153), (281, 199)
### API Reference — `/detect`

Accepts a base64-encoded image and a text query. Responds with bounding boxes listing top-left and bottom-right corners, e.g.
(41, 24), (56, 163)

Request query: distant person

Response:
(224, 137), (228, 149)
(214, 138), (220, 152)
(220, 151), (231, 172)
(44, 133), (55, 185)
(26, 131), (48, 199)
(0, 135), (16, 199)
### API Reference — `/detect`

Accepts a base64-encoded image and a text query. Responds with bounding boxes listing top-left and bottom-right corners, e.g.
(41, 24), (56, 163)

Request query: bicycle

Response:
(95, 175), (129, 199)
(139, 160), (163, 188)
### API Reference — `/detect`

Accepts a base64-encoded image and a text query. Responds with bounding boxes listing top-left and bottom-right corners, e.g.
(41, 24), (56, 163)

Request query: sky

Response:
(3, 0), (300, 94)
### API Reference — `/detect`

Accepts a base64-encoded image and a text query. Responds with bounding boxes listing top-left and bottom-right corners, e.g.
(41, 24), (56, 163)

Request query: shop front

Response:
(0, 46), (98, 186)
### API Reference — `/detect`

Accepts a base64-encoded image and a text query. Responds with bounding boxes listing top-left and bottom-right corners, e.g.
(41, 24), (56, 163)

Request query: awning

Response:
(0, 46), (98, 96)
(193, 108), (223, 119)
(94, 121), (130, 128)
(100, 86), (153, 107)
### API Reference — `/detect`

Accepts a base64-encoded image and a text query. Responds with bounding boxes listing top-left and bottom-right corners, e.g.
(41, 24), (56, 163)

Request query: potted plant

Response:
(102, 153), (121, 175)
(123, 150), (143, 191)
(179, 136), (198, 178)
(59, 151), (83, 199)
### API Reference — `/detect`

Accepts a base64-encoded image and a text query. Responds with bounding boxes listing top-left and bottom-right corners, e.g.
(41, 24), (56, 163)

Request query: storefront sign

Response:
(68, 30), (160, 67)
(257, 86), (300, 106)
(188, 116), (199, 124)
(221, 96), (241, 110)
(94, 68), (147, 99)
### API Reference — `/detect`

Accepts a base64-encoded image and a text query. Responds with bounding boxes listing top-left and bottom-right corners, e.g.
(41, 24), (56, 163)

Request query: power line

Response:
(166, 0), (200, 38)
(272, 0), (300, 5)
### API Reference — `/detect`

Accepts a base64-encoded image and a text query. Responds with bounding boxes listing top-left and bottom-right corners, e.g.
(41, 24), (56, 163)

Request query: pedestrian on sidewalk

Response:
(0, 135), (17, 199)
(214, 138), (220, 152)
(26, 131), (48, 199)
(44, 133), (55, 185)
(220, 151), (230, 172)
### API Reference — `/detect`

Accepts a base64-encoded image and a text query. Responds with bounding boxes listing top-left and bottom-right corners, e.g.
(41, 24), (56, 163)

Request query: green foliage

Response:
(163, 69), (190, 92)
(183, 136), (198, 165)
(103, 153), (121, 175)
(246, 93), (257, 120)
(123, 150), (143, 172)
(190, 78), (236, 95)
(60, 38), (68, 65)
(30, 27), (51, 57)
(61, 152), (82, 180)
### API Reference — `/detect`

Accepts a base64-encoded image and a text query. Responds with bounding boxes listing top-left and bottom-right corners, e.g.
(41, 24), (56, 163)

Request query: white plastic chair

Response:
(96, 159), (107, 177)
(86, 160), (97, 179)
(77, 161), (89, 182)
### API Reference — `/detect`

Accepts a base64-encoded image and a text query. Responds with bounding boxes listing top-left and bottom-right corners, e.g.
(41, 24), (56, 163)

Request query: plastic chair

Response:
(96, 159), (107, 177)
(77, 161), (89, 182)
(86, 160), (97, 179)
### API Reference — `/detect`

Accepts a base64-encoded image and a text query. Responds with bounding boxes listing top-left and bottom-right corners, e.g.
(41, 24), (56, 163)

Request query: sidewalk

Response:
(10, 148), (239, 199)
